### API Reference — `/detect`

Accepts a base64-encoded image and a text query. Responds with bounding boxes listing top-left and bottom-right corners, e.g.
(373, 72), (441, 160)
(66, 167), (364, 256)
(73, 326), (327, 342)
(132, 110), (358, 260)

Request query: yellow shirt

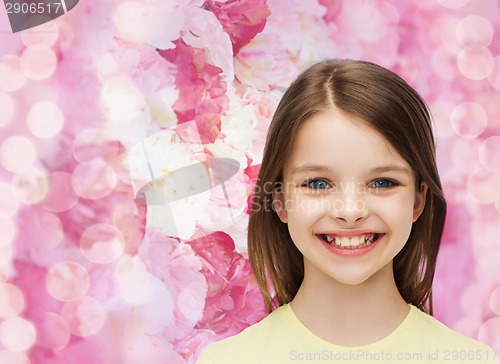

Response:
(196, 304), (499, 364)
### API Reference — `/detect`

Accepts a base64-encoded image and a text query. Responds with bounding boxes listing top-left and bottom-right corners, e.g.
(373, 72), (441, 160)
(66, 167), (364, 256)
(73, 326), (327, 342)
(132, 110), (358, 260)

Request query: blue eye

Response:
(305, 179), (331, 189)
(370, 179), (395, 189)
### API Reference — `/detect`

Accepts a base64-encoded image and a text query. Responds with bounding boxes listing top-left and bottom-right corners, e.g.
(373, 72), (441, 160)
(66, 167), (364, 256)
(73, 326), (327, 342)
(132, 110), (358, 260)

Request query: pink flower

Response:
(158, 40), (229, 144)
(235, 0), (335, 90)
(237, 84), (279, 163)
(181, 6), (235, 81)
(243, 157), (261, 215)
(235, 32), (297, 90)
(137, 231), (208, 343)
(204, 0), (271, 54)
(318, 0), (341, 23)
(322, 0), (400, 67)
(187, 231), (267, 338)
(110, 40), (177, 96)
(174, 329), (216, 363)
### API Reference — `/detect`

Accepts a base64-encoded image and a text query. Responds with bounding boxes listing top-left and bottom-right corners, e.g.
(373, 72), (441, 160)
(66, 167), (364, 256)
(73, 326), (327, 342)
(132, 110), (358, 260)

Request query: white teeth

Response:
(350, 236), (361, 247)
(339, 237), (350, 247)
(324, 233), (378, 248)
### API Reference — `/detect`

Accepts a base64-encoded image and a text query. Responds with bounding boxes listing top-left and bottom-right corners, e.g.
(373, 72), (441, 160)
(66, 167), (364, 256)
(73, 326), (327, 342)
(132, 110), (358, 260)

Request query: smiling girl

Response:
(196, 59), (498, 363)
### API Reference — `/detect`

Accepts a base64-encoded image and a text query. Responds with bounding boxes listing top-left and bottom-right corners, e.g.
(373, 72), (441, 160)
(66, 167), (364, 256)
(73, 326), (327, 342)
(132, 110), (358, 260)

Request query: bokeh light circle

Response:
(60, 296), (106, 337)
(46, 261), (90, 302)
(436, 0), (470, 9)
(37, 312), (70, 351)
(114, 1), (164, 43)
(479, 136), (500, 172)
(490, 286), (500, 316)
(72, 128), (120, 163)
(42, 172), (79, 212)
(0, 217), (15, 246)
(11, 168), (49, 205)
(27, 101), (64, 139)
(71, 159), (117, 200)
(0, 317), (36, 352)
(0, 56), (26, 92)
(466, 168), (500, 204)
(21, 22), (59, 47)
(101, 76), (146, 121)
(0, 92), (14, 127)
(457, 46), (494, 80)
(456, 15), (493, 47)
(112, 200), (144, 250)
(0, 244), (12, 274)
(0, 182), (20, 217)
(80, 223), (124, 264)
(0, 283), (25, 318)
(34, 211), (64, 252)
(20, 45), (58, 80)
(0, 136), (37, 173)
(450, 102), (487, 138)
(487, 56), (500, 91)
(478, 317), (500, 349)
(0, 351), (30, 364)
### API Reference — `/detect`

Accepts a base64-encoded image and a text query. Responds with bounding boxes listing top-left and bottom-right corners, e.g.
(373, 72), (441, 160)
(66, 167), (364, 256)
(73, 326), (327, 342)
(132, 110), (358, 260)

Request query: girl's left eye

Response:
(369, 179), (396, 189)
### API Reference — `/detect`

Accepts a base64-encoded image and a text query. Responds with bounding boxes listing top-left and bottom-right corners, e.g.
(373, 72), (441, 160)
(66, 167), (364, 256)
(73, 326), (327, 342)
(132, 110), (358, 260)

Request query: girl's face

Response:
(273, 109), (427, 286)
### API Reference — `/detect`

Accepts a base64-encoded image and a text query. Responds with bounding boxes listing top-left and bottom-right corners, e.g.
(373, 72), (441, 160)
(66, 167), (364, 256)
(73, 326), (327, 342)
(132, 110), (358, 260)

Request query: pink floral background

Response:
(0, 0), (500, 363)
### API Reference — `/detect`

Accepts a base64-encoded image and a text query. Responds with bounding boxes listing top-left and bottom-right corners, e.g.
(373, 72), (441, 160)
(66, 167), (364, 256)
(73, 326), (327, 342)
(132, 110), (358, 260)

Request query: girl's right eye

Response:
(304, 179), (331, 190)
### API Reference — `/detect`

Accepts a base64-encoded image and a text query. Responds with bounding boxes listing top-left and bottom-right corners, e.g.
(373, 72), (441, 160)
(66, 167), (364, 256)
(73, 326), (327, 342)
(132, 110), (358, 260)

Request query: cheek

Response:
(284, 193), (326, 219)
(376, 194), (416, 238)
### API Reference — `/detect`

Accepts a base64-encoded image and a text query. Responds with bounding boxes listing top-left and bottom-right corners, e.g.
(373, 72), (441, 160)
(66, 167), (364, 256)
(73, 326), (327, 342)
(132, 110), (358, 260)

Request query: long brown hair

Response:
(247, 59), (447, 315)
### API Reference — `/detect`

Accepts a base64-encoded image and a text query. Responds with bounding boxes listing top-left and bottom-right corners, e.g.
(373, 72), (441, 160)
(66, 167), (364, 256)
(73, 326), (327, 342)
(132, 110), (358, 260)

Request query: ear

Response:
(413, 182), (428, 222)
(272, 188), (287, 223)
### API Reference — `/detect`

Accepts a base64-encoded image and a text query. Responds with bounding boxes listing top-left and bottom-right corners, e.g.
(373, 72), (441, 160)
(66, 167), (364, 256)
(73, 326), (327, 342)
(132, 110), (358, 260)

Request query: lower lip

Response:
(318, 234), (384, 257)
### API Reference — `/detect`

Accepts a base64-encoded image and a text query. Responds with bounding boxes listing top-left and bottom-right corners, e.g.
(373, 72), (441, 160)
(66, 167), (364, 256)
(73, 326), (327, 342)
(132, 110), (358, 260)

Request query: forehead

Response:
(283, 109), (410, 176)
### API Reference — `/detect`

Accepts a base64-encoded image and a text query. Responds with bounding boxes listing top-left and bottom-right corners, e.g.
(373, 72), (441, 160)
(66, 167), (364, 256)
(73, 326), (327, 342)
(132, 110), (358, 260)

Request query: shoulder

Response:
(196, 304), (291, 364)
(409, 307), (483, 345)
(405, 306), (497, 362)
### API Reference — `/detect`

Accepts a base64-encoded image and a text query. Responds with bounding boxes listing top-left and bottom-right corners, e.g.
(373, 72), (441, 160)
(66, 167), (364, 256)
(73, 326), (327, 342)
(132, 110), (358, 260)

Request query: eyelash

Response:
(303, 179), (331, 190)
(303, 178), (399, 190)
(368, 179), (398, 189)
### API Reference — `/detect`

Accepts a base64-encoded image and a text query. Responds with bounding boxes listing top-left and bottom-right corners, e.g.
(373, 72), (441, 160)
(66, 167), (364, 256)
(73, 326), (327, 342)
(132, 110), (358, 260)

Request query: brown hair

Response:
(247, 59), (447, 315)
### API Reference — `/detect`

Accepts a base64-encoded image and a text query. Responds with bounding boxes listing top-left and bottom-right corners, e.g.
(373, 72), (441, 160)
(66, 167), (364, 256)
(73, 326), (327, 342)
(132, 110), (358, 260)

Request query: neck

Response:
(290, 261), (409, 346)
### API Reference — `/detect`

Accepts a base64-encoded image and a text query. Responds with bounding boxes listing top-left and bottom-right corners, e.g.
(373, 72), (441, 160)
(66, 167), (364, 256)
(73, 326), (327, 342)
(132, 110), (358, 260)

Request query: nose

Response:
(330, 181), (368, 224)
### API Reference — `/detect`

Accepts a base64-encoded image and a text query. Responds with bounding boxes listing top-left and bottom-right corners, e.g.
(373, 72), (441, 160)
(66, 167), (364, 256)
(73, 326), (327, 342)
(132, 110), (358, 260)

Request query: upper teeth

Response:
(324, 234), (376, 247)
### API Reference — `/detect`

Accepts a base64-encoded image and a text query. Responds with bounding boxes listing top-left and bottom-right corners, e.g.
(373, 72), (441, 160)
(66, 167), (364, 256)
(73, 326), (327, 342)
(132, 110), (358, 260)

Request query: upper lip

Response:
(317, 230), (384, 237)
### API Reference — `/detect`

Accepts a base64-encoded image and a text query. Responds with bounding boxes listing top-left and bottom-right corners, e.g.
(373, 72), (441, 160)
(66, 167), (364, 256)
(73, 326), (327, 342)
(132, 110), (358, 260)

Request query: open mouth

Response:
(317, 233), (384, 250)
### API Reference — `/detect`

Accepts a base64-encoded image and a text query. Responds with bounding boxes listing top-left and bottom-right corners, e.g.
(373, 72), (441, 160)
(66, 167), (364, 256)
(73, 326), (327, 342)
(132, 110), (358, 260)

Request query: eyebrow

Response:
(370, 165), (411, 174)
(291, 165), (332, 175)
(291, 164), (411, 175)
